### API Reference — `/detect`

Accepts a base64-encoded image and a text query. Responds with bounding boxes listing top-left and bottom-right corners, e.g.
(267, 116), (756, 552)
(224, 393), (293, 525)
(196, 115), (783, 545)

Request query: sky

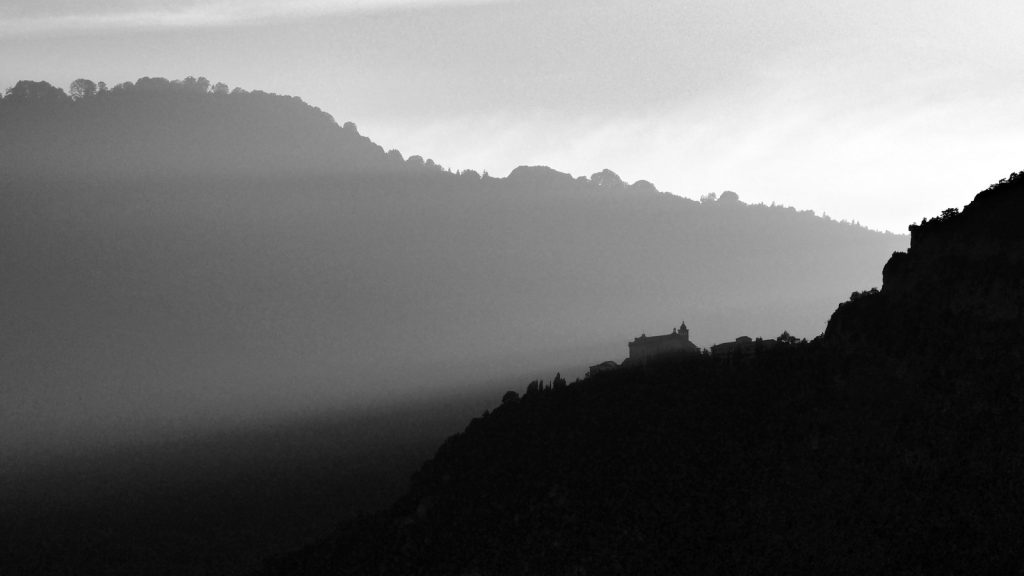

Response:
(2, 0), (1023, 232)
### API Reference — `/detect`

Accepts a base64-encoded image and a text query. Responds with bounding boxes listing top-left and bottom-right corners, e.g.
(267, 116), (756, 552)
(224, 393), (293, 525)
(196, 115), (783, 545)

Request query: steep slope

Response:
(826, 171), (1024, 362)
(262, 173), (1024, 575)
(0, 78), (905, 466)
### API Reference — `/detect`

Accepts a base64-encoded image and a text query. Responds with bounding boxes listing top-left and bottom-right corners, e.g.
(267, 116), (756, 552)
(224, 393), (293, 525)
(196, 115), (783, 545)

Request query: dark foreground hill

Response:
(0, 78), (905, 467)
(262, 173), (1024, 575)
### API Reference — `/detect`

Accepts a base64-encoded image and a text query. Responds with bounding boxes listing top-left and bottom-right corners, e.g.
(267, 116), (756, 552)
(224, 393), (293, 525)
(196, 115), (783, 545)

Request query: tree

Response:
(180, 76), (211, 93)
(3, 80), (69, 103)
(136, 77), (172, 91)
(591, 169), (624, 189)
(68, 78), (97, 100)
(718, 190), (740, 203)
(631, 180), (659, 194)
(777, 331), (799, 345)
(212, 82), (230, 95)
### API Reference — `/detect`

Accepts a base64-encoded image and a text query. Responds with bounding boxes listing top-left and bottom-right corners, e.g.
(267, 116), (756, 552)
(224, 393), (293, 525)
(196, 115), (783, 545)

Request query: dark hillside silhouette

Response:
(262, 173), (1024, 575)
(827, 171), (1024, 358)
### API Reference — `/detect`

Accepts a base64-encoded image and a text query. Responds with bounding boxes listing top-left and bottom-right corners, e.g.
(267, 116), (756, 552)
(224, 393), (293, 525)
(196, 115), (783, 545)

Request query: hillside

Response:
(0, 78), (906, 466)
(826, 171), (1024, 358)
(0, 78), (391, 179)
(262, 174), (1024, 575)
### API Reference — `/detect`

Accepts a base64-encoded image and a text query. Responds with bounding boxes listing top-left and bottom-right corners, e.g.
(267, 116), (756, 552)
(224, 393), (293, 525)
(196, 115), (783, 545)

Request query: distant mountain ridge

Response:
(1, 77), (905, 464)
(0, 77), (889, 233)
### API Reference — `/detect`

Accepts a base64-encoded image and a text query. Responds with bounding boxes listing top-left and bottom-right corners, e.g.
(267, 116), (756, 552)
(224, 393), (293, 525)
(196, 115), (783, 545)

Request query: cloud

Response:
(0, 0), (505, 36)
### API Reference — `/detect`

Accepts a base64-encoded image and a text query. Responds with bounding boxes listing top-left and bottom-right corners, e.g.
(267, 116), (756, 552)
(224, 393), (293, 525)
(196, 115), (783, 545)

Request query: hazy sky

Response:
(3, 0), (1022, 232)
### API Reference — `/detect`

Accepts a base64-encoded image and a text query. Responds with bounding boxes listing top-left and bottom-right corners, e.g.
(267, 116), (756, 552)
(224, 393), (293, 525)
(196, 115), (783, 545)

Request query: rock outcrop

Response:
(826, 172), (1024, 366)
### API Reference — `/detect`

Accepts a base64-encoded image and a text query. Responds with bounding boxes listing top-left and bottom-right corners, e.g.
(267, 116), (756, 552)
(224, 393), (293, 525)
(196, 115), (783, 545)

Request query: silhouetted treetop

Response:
(3, 80), (69, 103)
(630, 179), (660, 195)
(507, 165), (576, 184)
(68, 78), (97, 100)
(718, 190), (741, 203)
(590, 168), (625, 189)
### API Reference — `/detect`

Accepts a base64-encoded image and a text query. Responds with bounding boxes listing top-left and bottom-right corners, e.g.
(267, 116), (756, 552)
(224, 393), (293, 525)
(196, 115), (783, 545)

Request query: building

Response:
(710, 336), (776, 357)
(626, 321), (700, 365)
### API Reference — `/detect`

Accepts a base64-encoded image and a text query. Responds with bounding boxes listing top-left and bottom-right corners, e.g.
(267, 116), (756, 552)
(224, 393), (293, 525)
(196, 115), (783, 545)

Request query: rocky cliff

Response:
(826, 172), (1024, 367)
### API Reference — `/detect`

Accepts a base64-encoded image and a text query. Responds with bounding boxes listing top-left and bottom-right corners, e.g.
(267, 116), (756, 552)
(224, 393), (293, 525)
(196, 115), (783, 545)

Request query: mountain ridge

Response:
(0, 76), (905, 235)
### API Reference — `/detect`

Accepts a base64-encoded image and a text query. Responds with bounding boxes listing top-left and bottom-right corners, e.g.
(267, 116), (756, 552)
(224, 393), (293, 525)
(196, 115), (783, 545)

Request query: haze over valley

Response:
(1, 80), (906, 468)
(0, 79), (915, 573)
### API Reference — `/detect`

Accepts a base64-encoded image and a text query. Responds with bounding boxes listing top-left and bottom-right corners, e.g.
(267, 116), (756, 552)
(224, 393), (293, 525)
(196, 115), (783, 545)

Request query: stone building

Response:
(626, 321), (700, 365)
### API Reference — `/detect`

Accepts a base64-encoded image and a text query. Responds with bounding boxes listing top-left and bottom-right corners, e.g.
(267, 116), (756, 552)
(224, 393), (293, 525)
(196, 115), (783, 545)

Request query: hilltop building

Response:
(710, 336), (776, 357)
(626, 321), (700, 365)
(585, 320), (701, 378)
